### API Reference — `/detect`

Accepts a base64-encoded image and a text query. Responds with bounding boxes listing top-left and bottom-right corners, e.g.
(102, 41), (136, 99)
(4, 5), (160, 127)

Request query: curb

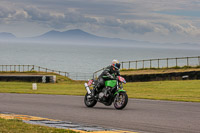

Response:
(0, 112), (137, 133)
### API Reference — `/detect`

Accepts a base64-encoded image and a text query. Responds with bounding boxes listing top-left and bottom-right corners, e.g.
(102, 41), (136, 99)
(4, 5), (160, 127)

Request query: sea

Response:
(0, 42), (200, 80)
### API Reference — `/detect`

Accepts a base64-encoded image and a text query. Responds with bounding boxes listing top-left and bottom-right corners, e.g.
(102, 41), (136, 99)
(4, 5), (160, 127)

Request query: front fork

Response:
(84, 83), (91, 94)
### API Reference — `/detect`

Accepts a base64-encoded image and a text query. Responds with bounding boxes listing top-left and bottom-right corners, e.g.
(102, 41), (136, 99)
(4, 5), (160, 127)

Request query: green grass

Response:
(0, 118), (78, 133)
(124, 80), (200, 102)
(0, 82), (85, 96)
(0, 80), (200, 102)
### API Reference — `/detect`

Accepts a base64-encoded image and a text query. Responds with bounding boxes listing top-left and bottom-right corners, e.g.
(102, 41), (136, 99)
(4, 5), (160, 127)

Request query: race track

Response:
(0, 93), (200, 133)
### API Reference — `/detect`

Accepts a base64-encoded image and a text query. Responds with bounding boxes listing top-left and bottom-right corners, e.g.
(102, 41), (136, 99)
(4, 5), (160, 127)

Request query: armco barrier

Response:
(0, 75), (56, 83)
(122, 71), (200, 82)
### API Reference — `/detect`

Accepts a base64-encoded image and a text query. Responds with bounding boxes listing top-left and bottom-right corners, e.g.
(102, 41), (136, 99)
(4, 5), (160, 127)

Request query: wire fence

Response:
(93, 56), (200, 78)
(121, 56), (200, 69)
(67, 72), (93, 80)
(0, 65), (69, 77)
(0, 65), (92, 80)
(1, 56), (200, 81)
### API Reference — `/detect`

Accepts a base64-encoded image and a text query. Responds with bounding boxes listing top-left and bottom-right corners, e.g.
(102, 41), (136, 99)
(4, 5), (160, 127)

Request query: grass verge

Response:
(125, 80), (200, 102)
(0, 80), (200, 102)
(0, 118), (78, 133)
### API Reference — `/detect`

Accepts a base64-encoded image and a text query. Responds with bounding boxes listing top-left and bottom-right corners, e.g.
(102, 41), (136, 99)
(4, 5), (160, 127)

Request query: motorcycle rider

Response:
(91, 59), (121, 97)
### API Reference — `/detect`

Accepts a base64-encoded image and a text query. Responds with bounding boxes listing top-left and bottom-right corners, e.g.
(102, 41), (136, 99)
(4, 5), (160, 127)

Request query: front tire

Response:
(114, 92), (128, 110)
(84, 93), (97, 107)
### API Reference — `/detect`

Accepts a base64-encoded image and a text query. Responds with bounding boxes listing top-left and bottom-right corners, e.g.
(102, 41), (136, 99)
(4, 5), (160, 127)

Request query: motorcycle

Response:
(84, 76), (128, 110)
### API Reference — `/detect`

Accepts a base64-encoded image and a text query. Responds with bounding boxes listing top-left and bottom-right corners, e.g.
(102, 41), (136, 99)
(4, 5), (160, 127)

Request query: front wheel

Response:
(84, 93), (97, 107)
(114, 92), (128, 110)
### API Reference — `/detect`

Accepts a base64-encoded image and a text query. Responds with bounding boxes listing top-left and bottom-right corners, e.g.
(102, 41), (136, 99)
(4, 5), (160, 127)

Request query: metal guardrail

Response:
(93, 56), (200, 78)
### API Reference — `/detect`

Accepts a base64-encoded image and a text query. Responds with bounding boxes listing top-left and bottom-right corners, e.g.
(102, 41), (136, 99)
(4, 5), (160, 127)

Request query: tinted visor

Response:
(115, 63), (121, 69)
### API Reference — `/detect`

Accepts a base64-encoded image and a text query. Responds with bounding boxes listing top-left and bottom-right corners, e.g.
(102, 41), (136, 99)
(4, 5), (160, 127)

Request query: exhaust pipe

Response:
(84, 83), (91, 94)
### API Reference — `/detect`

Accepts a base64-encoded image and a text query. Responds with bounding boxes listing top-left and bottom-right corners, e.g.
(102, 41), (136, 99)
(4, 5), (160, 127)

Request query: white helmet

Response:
(112, 59), (120, 69)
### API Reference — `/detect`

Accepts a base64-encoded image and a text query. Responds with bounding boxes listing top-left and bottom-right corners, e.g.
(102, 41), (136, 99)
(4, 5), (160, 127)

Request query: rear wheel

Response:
(84, 93), (97, 107)
(114, 92), (128, 110)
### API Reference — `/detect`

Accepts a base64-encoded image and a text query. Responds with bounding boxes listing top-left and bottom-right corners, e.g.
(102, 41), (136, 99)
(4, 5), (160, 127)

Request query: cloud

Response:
(0, 0), (200, 43)
(0, 5), (28, 23)
(121, 21), (155, 34)
(0, 6), (14, 19)
(0, 5), (97, 29)
(153, 21), (200, 35)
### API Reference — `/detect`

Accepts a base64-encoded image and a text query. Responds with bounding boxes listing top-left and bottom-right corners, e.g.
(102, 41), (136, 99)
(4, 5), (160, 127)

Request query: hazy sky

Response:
(0, 0), (200, 43)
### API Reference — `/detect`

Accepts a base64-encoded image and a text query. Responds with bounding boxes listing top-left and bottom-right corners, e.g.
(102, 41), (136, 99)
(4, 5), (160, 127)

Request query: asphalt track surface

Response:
(0, 93), (200, 133)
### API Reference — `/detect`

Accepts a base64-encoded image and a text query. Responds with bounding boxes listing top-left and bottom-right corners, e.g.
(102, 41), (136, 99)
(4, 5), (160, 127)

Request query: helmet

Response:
(112, 59), (120, 69)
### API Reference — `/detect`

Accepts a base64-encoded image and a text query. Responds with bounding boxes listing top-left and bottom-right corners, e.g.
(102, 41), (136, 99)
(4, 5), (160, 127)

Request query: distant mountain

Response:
(0, 32), (16, 39)
(32, 29), (105, 41)
(39, 29), (98, 38)
(0, 29), (199, 49)
(30, 29), (143, 45)
(0, 29), (140, 45)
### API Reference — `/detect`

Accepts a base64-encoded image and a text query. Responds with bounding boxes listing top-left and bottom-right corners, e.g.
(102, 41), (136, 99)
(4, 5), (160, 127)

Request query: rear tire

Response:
(84, 93), (97, 107)
(114, 92), (128, 110)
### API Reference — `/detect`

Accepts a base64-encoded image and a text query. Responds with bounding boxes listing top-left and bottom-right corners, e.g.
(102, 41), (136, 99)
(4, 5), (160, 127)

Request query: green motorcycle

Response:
(84, 76), (128, 110)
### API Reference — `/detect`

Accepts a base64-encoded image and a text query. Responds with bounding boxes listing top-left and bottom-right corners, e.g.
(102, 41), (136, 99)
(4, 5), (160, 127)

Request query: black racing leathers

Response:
(96, 65), (120, 90)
